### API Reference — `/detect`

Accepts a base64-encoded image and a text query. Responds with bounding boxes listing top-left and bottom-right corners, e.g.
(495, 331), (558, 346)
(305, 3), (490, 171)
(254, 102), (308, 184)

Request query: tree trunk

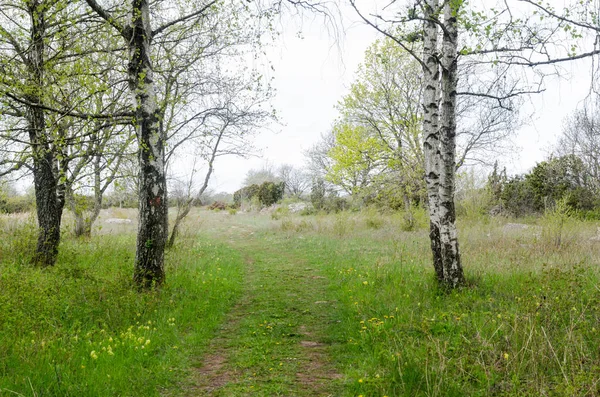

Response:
(84, 153), (105, 238)
(27, 0), (65, 266)
(67, 190), (99, 238)
(438, 0), (465, 288)
(129, 0), (168, 288)
(166, 204), (191, 249)
(70, 197), (90, 238)
(421, 0), (444, 283)
(30, 117), (64, 266)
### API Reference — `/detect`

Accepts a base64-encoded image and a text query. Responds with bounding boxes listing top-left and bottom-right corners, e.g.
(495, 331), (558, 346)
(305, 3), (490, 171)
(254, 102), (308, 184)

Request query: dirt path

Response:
(183, 219), (344, 396)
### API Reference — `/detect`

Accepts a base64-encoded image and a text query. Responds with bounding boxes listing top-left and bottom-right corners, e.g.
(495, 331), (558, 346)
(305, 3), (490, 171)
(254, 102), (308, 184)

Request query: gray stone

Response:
(105, 218), (132, 224)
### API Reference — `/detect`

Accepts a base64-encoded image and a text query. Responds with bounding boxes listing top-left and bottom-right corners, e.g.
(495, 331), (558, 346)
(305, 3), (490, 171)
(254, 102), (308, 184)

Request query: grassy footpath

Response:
(176, 227), (344, 396)
(181, 211), (600, 396)
(2, 210), (600, 396)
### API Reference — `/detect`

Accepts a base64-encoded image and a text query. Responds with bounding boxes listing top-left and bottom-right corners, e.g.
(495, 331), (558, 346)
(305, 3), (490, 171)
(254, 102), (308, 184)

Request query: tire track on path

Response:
(184, 218), (344, 396)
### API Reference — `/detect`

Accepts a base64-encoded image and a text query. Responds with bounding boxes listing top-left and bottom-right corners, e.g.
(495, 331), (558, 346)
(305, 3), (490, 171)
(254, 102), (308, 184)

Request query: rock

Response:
(502, 223), (531, 231)
(105, 218), (132, 224)
(502, 223), (541, 238)
(589, 227), (600, 242)
(288, 202), (310, 213)
(260, 205), (277, 214)
(489, 204), (503, 216)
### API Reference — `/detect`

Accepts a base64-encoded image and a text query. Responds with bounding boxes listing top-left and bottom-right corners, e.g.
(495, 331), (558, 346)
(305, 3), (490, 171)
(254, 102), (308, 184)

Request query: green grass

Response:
(172, 233), (343, 396)
(0, 218), (244, 396)
(2, 209), (600, 396)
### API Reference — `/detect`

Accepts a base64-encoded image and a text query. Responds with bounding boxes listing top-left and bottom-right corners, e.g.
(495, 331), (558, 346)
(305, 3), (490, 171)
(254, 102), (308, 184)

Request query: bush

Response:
(310, 179), (326, 210)
(233, 184), (260, 207)
(500, 175), (537, 217)
(326, 196), (350, 213)
(234, 181), (285, 208)
(363, 208), (384, 229)
(0, 195), (34, 214)
(300, 206), (318, 216)
(271, 206), (289, 220)
(332, 213), (355, 236)
(541, 197), (574, 249)
(455, 188), (491, 220)
(280, 218), (313, 232)
(258, 181), (285, 207)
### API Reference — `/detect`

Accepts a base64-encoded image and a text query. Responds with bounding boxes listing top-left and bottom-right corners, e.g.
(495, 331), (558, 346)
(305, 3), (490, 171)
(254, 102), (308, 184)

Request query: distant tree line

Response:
(489, 155), (600, 218)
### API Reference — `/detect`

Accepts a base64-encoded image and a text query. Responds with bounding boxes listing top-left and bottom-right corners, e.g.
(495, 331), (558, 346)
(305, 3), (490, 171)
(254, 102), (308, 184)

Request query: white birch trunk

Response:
(421, 0), (444, 282)
(438, 0), (465, 288)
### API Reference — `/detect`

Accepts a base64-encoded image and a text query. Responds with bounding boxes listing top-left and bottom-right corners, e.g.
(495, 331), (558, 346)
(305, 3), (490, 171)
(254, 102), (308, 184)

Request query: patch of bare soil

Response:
(190, 351), (231, 393)
(296, 338), (343, 396)
(185, 258), (257, 395)
(295, 325), (343, 396)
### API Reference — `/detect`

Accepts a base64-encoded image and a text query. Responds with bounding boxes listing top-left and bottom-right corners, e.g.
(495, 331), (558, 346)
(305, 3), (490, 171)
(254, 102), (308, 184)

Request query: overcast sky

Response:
(204, 5), (596, 194)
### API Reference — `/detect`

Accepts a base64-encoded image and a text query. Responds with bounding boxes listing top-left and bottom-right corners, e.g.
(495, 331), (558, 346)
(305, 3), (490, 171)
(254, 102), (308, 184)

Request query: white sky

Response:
(206, 9), (378, 193)
(202, 6), (596, 194)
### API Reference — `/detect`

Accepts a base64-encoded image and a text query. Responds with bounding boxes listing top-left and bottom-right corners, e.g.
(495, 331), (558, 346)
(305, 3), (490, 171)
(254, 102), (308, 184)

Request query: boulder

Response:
(288, 202), (310, 213)
(105, 218), (132, 224)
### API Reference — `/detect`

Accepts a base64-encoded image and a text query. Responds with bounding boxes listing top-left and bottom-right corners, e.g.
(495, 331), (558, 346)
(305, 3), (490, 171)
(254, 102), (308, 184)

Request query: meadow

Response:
(1, 207), (600, 396)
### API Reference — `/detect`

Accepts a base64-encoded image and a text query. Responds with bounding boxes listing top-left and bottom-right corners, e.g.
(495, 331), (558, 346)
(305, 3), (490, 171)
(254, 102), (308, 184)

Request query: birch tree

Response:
(348, 0), (582, 287)
(83, 0), (279, 287)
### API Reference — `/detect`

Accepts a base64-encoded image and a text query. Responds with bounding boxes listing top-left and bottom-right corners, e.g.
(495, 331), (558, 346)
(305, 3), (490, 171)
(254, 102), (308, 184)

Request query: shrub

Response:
(500, 175), (537, 217)
(0, 195), (34, 214)
(271, 206), (289, 220)
(326, 196), (350, 213)
(280, 218), (313, 232)
(541, 197), (574, 249)
(233, 184), (260, 207)
(300, 206), (318, 216)
(332, 213), (354, 236)
(234, 182), (285, 208)
(258, 181), (285, 207)
(363, 208), (384, 229)
(310, 179), (326, 210)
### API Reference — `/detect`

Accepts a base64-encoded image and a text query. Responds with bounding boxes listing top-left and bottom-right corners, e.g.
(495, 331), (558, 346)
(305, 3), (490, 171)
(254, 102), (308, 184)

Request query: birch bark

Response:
(438, 0), (465, 287)
(421, 0), (444, 282)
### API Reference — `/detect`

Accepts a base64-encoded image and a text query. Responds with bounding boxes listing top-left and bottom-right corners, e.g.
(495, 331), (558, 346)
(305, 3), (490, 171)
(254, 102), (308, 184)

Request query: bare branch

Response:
(152, 0), (219, 38)
(3, 91), (134, 120)
(84, 0), (130, 38)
